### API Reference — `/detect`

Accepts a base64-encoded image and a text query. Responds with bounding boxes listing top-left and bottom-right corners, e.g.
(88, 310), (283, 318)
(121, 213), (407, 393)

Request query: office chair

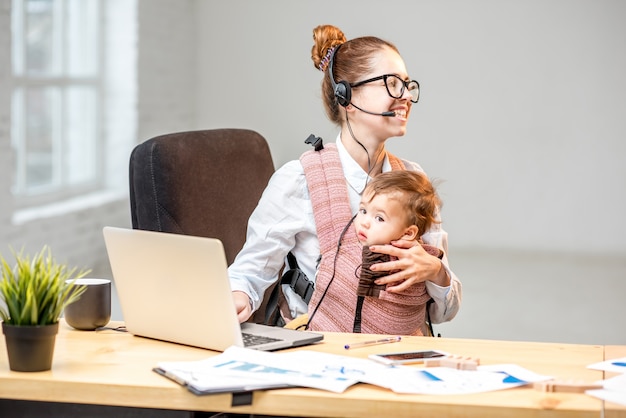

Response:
(128, 129), (276, 323)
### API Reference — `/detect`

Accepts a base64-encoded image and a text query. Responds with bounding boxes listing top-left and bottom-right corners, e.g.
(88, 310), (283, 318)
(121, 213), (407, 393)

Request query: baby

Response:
(354, 170), (443, 298)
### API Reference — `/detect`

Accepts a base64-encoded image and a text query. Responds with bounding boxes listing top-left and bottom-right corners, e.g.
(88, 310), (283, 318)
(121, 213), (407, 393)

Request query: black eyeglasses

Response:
(350, 74), (420, 103)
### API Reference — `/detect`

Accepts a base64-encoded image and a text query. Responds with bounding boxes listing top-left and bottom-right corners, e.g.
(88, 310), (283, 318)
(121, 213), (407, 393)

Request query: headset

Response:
(328, 44), (352, 107)
(328, 44), (395, 117)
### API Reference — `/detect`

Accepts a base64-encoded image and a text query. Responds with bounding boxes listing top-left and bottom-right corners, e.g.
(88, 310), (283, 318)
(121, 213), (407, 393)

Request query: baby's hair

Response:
(364, 171), (442, 236)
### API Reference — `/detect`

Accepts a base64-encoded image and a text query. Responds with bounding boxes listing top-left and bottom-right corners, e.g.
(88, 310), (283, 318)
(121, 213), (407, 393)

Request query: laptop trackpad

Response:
(240, 323), (323, 351)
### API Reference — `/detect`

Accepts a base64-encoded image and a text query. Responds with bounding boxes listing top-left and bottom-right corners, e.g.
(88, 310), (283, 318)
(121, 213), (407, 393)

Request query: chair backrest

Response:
(129, 128), (275, 266)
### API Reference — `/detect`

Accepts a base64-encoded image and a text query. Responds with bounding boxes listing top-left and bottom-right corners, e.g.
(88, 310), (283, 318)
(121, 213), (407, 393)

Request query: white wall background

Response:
(196, 0), (626, 257)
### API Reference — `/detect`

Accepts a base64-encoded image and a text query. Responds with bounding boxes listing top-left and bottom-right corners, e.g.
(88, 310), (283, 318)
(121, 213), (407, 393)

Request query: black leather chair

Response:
(128, 128), (274, 266)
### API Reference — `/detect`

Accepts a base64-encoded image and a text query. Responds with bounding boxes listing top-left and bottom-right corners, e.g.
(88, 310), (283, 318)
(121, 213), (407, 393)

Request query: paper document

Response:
(587, 357), (626, 374)
(586, 357), (626, 407)
(380, 363), (550, 395)
(155, 346), (359, 394)
(156, 346), (552, 396)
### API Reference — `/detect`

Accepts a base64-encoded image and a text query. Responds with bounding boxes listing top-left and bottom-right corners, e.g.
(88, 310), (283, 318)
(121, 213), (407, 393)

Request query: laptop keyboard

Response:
(242, 332), (282, 348)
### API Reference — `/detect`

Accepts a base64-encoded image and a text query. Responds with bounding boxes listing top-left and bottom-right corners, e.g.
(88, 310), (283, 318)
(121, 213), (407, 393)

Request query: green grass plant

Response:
(0, 246), (90, 326)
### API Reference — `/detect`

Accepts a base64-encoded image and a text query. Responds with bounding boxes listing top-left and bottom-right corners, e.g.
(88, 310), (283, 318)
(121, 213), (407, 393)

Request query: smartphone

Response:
(368, 349), (449, 366)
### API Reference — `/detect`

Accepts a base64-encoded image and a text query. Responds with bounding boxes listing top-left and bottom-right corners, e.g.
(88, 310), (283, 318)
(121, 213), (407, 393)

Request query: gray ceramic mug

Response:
(64, 278), (112, 330)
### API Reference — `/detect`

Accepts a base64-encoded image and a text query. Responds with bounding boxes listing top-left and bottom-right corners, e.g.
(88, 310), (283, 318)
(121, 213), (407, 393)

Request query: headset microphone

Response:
(350, 103), (396, 117)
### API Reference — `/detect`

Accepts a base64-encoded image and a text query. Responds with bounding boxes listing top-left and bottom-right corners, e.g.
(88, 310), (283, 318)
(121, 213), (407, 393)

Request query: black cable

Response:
(346, 113), (371, 177)
(95, 325), (127, 333)
(303, 214), (357, 330)
(345, 113), (384, 193)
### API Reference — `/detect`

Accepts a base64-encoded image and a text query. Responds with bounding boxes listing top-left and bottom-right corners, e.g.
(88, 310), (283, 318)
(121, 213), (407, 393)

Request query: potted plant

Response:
(0, 246), (89, 372)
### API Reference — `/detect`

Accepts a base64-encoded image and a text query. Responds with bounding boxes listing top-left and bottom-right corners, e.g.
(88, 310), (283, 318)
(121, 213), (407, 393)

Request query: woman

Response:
(229, 24), (461, 335)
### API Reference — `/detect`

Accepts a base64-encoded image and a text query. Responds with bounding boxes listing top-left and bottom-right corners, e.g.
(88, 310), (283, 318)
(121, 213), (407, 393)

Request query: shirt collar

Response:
(335, 133), (392, 195)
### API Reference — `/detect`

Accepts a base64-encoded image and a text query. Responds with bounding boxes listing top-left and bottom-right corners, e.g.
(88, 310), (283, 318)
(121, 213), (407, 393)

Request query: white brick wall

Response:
(7, 197), (131, 277)
(0, 0), (13, 230)
(0, 0), (196, 282)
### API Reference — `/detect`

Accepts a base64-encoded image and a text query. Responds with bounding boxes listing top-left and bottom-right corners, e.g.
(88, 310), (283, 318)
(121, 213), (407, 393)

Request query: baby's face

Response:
(355, 192), (409, 246)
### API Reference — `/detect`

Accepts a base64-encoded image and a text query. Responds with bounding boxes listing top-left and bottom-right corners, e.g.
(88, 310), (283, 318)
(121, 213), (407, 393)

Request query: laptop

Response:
(102, 226), (323, 351)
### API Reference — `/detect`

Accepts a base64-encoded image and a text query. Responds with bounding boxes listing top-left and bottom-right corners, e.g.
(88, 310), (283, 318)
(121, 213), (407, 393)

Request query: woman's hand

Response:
(368, 239), (450, 293)
(233, 291), (252, 323)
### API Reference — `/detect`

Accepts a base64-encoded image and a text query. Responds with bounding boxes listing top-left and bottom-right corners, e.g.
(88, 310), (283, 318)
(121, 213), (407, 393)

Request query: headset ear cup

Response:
(334, 80), (351, 107)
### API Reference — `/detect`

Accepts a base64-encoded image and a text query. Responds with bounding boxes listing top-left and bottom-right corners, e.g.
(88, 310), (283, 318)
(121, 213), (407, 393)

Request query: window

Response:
(11, 0), (102, 203)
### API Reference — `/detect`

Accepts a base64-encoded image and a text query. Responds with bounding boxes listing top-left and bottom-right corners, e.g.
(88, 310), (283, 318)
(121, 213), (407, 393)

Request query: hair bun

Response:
(311, 25), (346, 71)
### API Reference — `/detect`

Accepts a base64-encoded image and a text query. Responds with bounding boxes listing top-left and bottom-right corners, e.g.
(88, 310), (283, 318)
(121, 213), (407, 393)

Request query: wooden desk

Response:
(0, 320), (606, 417)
